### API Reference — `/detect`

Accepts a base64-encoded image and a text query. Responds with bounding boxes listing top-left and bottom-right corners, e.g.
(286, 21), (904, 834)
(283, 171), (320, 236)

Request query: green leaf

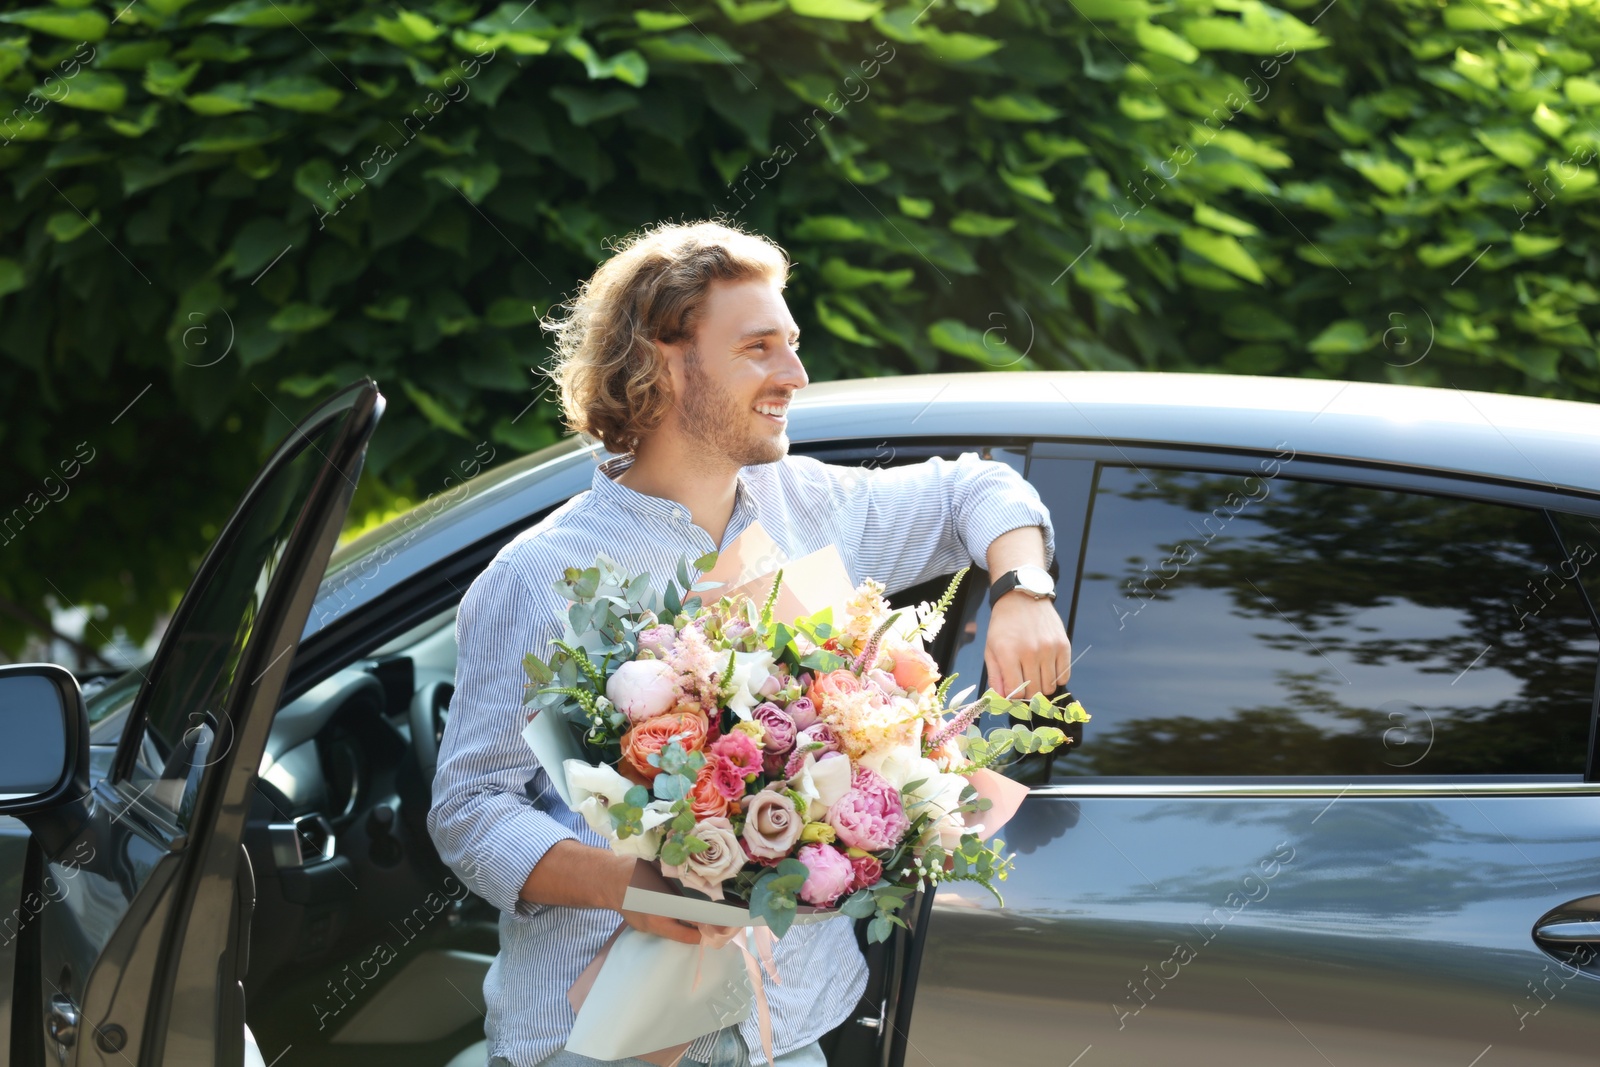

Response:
(789, 0), (881, 18)
(1193, 202), (1259, 237)
(916, 28), (1004, 62)
(1307, 319), (1373, 355)
(638, 31), (745, 65)
(401, 380), (471, 437)
(1474, 126), (1543, 168)
(998, 167), (1054, 203)
(0, 7), (109, 40)
(268, 303), (334, 333)
(425, 160), (501, 204)
(54, 73), (126, 113)
(1134, 20), (1199, 63)
(972, 94), (1061, 122)
(1180, 227), (1265, 284)
(46, 209), (96, 243)
(251, 76), (343, 114)
(184, 83), (255, 116)
(950, 211), (1016, 237)
(143, 60), (201, 98)
(206, 0), (317, 26)
(0, 258), (24, 299)
(179, 116), (278, 153)
(550, 86), (639, 126)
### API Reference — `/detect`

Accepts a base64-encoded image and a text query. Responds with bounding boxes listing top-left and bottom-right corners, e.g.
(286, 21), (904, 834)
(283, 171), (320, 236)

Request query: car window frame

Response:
(1022, 438), (1600, 797)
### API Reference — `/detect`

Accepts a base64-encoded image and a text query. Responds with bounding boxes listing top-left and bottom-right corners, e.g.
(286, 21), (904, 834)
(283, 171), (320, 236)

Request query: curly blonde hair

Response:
(542, 219), (791, 455)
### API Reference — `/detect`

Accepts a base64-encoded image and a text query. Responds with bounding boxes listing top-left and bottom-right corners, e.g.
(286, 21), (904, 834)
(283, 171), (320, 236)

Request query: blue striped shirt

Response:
(427, 448), (1056, 1067)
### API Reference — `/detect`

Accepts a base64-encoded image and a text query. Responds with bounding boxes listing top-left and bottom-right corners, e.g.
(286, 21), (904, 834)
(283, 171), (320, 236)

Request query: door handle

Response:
(1534, 919), (1600, 944)
(47, 994), (79, 1047)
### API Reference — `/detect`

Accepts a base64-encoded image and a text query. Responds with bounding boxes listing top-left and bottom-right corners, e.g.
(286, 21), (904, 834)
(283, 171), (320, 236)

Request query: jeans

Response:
(503, 1028), (828, 1067)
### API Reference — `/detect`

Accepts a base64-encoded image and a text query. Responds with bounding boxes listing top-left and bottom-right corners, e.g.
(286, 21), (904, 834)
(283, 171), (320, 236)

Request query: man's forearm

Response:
(987, 524), (1048, 578)
(518, 839), (633, 910)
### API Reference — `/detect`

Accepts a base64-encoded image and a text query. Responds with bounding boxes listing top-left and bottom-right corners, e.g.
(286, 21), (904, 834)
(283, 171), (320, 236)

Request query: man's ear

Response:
(655, 338), (688, 404)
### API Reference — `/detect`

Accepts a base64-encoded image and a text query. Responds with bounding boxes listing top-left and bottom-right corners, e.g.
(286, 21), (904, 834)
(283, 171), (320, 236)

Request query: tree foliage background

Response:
(1, 0), (1598, 659)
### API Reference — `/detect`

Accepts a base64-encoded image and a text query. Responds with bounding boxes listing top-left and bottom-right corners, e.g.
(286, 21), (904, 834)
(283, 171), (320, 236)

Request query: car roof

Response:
(307, 371), (1600, 639)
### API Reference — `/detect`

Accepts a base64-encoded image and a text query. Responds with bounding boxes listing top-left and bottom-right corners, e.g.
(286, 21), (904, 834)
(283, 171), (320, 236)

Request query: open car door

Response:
(0, 379), (383, 1066)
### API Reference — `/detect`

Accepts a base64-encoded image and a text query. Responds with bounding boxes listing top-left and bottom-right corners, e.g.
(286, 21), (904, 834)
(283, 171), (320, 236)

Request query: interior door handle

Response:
(1533, 919), (1600, 944)
(47, 994), (79, 1047)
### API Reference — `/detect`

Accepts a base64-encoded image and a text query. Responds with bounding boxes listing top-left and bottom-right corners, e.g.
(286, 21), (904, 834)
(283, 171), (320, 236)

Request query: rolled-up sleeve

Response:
(810, 451), (1055, 595)
(427, 557), (579, 915)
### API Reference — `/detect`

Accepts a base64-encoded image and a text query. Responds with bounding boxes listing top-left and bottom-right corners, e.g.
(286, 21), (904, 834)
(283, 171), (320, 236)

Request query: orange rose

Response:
(890, 647), (939, 693)
(688, 761), (733, 820)
(806, 668), (863, 715)
(620, 711), (709, 785)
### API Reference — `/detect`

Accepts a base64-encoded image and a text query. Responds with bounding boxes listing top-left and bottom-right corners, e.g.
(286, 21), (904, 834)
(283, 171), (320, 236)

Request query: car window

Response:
(1035, 464), (1599, 780)
(123, 414), (350, 828)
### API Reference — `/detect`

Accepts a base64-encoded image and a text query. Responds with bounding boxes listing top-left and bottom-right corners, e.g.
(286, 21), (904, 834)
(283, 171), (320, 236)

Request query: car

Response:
(2, 369), (1599, 1067)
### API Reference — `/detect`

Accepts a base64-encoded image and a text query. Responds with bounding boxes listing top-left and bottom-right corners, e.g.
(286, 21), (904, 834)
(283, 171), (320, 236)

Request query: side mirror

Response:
(0, 664), (90, 817)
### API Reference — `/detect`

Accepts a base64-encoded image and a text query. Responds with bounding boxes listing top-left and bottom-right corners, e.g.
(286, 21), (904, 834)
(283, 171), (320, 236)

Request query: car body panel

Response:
(912, 794), (1600, 1066)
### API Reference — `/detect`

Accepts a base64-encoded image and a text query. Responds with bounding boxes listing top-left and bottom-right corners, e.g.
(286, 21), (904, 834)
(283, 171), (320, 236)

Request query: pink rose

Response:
(752, 702), (797, 774)
(710, 731), (762, 777)
(606, 659), (679, 725)
(758, 672), (783, 697)
(827, 767), (910, 851)
(741, 787), (803, 860)
(785, 696), (820, 731)
(890, 647), (939, 693)
(848, 853), (883, 892)
(638, 624), (678, 659)
(723, 617), (753, 644)
(796, 844), (854, 907)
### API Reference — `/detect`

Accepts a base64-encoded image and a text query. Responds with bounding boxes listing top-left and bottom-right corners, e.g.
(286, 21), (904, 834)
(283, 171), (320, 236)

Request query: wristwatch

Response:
(988, 561), (1058, 609)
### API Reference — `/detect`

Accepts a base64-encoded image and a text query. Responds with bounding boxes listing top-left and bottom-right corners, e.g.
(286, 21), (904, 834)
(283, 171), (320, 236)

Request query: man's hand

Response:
(984, 591), (1072, 701)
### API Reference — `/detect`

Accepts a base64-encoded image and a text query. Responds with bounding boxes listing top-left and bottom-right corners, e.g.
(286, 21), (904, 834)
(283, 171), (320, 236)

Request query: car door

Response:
(906, 442), (1600, 1067)
(12, 379), (383, 1067)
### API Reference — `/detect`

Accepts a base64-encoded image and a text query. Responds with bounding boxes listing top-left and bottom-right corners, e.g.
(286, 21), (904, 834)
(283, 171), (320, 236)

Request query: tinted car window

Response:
(1046, 464), (1599, 779)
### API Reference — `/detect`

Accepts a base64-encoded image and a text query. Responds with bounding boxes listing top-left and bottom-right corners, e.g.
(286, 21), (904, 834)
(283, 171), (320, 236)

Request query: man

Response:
(428, 220), (1071, 1067)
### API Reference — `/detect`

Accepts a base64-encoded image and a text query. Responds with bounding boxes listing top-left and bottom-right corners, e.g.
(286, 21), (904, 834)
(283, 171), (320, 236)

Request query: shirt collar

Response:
(590, 452), (757, 528)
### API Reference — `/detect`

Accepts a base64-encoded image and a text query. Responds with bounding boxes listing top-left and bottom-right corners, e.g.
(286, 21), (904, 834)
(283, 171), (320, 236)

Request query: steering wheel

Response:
(409, 680), (455, 787)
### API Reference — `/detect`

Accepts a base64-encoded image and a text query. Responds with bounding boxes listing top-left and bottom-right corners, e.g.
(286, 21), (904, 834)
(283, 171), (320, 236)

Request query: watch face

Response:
(1017, 565), (1055, 596)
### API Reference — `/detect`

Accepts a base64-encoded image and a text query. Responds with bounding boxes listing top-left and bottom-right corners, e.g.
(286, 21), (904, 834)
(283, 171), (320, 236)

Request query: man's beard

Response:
(675, 345), (787, 468)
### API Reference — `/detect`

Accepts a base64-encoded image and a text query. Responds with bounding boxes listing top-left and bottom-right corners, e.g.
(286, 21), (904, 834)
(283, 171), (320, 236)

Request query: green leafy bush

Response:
(0, 0), (1596, 655)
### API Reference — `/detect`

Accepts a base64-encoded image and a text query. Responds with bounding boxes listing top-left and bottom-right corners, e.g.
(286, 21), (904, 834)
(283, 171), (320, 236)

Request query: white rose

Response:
(859, 747), (936, 791)
(789, 753), (854, 821)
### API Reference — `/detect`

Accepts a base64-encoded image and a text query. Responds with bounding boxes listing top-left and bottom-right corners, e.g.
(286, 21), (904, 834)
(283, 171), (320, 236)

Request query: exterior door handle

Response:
(1534, 919), (1600, 944)
(47, 993), (79, 1047)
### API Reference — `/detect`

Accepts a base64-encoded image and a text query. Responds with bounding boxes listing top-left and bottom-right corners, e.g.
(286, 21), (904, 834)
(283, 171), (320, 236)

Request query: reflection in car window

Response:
(124, 417), (347, 828)
(1048, 465), (1599, 779)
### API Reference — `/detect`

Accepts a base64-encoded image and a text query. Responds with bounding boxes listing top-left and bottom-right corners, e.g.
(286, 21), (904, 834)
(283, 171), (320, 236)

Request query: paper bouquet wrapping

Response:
(520, 523), (1089, 1064)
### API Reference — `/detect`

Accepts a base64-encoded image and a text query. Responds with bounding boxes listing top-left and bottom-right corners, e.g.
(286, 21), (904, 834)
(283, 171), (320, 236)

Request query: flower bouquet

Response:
(520, 541), (1089, 944)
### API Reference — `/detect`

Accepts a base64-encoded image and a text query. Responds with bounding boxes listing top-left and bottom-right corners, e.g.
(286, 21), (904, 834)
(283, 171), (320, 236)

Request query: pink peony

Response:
(848, 853), (883, 892)
(786, 696), (820, 731)
(866, 668), (903, 698)
(606, 659), (680, 725)
(796, 844), (855, 907)
(827, 767), (911, 851)
(638, 624), (679, 659)
(889, 647), (939, 693)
